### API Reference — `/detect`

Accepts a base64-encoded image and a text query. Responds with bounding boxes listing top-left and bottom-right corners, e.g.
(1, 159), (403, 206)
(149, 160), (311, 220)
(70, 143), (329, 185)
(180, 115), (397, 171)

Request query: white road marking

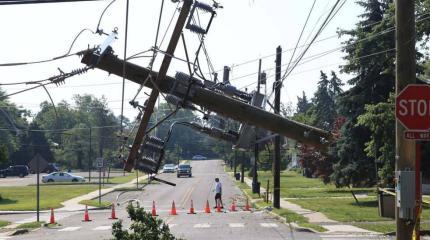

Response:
(260, 223), (278, 228)
(0, 237), (13, 240)
(319, 234), (384, 239)
(58, 226), (82, 232)
(93, 225), (112, 231)
(228, 223), (244, 228)
(193, 223), (210, 228)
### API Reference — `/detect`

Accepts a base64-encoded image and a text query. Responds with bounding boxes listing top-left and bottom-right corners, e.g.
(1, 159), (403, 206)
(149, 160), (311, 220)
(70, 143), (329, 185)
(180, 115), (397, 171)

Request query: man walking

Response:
(214, 177), (223, 208)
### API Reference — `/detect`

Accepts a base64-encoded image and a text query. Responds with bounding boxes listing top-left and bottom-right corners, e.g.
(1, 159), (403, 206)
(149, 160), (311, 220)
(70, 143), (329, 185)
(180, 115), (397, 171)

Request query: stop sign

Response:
(396, 84), (430, 130)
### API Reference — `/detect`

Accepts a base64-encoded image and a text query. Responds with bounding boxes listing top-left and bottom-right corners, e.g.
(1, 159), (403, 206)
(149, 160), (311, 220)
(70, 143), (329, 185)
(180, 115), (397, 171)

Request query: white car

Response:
(162, 164), (176, 173)
(42, 172), (85, 183)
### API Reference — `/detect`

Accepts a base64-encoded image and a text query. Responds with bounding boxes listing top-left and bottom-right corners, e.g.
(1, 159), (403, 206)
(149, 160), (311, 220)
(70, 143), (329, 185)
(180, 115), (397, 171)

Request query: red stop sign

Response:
(396, 84), (430, 130)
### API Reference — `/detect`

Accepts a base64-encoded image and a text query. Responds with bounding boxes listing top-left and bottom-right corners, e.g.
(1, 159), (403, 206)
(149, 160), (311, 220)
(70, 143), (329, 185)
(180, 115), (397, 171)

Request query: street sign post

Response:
(96, 157), (103, 205)
(29, 154), (48, 222)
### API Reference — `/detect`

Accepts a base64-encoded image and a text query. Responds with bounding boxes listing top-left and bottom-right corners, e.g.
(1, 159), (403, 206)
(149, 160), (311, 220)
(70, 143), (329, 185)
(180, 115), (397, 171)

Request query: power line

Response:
(284, 0), (317, 74)
(0, 0), (102, 5)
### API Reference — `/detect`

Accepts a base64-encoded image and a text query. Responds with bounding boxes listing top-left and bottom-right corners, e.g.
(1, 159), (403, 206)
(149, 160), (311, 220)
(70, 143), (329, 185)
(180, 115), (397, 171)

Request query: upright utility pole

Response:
(273, 46), (282, 209)
(241, 152), (245, 183)
(252, 59), (262, 194)
(88, 127), (92, 182)
(395, 0), (416, 239)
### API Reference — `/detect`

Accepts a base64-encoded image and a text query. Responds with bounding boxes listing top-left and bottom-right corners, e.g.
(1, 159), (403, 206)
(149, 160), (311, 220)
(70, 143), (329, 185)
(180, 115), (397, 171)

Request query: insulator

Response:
(70, 67), (89, 76)
(145, 136), (164, 146)
(188, 25), (206, 34)
(195, 1), (214, 13)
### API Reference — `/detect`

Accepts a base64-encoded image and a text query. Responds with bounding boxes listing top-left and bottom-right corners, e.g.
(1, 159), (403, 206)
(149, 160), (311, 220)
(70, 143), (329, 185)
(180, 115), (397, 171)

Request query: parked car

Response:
(192, 155), (207, 160)
(42, 172), (85, 183)
(162, 164), (176, 173)
(0, 165), (29, 178)
(177, 164), (192, 178)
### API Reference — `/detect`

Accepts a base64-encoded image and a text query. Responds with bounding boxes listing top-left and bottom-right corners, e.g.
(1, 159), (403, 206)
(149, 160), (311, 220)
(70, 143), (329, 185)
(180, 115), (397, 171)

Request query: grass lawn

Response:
(0, 185), (100, 211)
(107, 171), (145, 184)
(0, 220), (10, 228)
(256, 171), (375, 198)
(17, 221), (45, 229)
(254, 201), (327, 232)
(288, 197), (430, 222)
(79, 200), (112, 208)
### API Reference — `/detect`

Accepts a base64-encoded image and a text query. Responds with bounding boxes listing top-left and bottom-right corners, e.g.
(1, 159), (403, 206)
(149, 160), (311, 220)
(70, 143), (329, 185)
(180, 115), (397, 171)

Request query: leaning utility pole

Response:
(124, 0), (192, 171)
(395, 0), (416, 239)
(273, 46), (282, 209)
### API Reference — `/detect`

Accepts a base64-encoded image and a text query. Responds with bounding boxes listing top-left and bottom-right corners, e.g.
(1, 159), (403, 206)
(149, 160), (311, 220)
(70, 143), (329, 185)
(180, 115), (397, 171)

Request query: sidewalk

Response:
(242, 177), (377, 234)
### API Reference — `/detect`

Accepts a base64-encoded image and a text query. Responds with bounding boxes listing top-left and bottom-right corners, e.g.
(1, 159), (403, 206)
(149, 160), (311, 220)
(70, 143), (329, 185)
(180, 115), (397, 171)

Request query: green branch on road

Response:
(0, 185), (100, 211)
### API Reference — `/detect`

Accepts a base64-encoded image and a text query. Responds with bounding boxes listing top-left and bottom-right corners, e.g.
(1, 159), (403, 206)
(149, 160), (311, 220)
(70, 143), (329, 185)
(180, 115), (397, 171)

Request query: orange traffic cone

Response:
(170, 201), (178, 215)
(188, 200), (196, 214)
(82, 205), (92, 222)
(152, 200), (158, 217)
(109, 204), (118, 219)
(205, 200), (211, 213)
(230, 199), (237, 212)
(50, 208), (56, 224)
(244, 198), (251, 211)
(216, 199), (222, 212)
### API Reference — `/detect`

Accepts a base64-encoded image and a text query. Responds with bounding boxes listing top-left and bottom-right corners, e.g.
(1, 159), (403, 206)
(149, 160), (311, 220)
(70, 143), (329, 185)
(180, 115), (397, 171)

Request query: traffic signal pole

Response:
(395, 0), (416, 239)
(273, 46), (282, 209)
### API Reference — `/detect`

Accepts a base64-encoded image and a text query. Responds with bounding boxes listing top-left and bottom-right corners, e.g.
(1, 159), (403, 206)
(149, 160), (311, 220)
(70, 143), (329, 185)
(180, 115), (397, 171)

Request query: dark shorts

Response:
(215, 193), (222, 199)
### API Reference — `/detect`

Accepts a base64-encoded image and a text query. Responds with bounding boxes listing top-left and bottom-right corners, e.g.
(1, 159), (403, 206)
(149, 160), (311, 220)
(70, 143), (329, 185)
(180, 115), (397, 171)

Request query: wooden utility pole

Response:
(124, 0), (192, 171)
(273, 46), (282, 209)
(252, 59), (262, 194)
(395, 0), (416, 239)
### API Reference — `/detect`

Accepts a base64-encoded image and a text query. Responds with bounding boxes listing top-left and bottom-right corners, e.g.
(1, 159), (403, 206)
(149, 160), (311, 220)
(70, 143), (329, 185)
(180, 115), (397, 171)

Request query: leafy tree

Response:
(356, 94), (395, 187)
(332, 0), (395, 187)
(0, 144), (8, 168)
(112, 204), (180, 240)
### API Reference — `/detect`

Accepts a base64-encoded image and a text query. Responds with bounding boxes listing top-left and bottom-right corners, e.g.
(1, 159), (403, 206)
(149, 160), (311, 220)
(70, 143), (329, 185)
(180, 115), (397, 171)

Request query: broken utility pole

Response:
(124, 0), (192, 171)
(273, 46), (282, 209)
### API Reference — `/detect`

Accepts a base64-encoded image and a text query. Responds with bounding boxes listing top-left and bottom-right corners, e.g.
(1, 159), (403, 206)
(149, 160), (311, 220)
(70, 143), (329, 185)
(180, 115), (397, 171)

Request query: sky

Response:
(0, 0), (363, 121)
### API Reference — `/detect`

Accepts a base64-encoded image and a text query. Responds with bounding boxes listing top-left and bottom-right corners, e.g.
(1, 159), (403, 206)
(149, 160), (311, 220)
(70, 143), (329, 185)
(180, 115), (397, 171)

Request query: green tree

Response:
(0, 144), (8, 168)
(112, 204), (180, 240)
(356, 94), (395, 187)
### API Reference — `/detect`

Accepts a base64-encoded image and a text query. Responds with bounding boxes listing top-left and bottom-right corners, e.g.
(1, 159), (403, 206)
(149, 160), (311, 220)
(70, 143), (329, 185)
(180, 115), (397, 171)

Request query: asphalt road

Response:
(1, 160), (322, 240)
(0, 170), (127, 186)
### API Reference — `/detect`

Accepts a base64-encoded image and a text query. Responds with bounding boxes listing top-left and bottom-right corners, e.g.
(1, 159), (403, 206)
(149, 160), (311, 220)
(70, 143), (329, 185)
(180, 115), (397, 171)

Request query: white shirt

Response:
(215, 182), (222, 194)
